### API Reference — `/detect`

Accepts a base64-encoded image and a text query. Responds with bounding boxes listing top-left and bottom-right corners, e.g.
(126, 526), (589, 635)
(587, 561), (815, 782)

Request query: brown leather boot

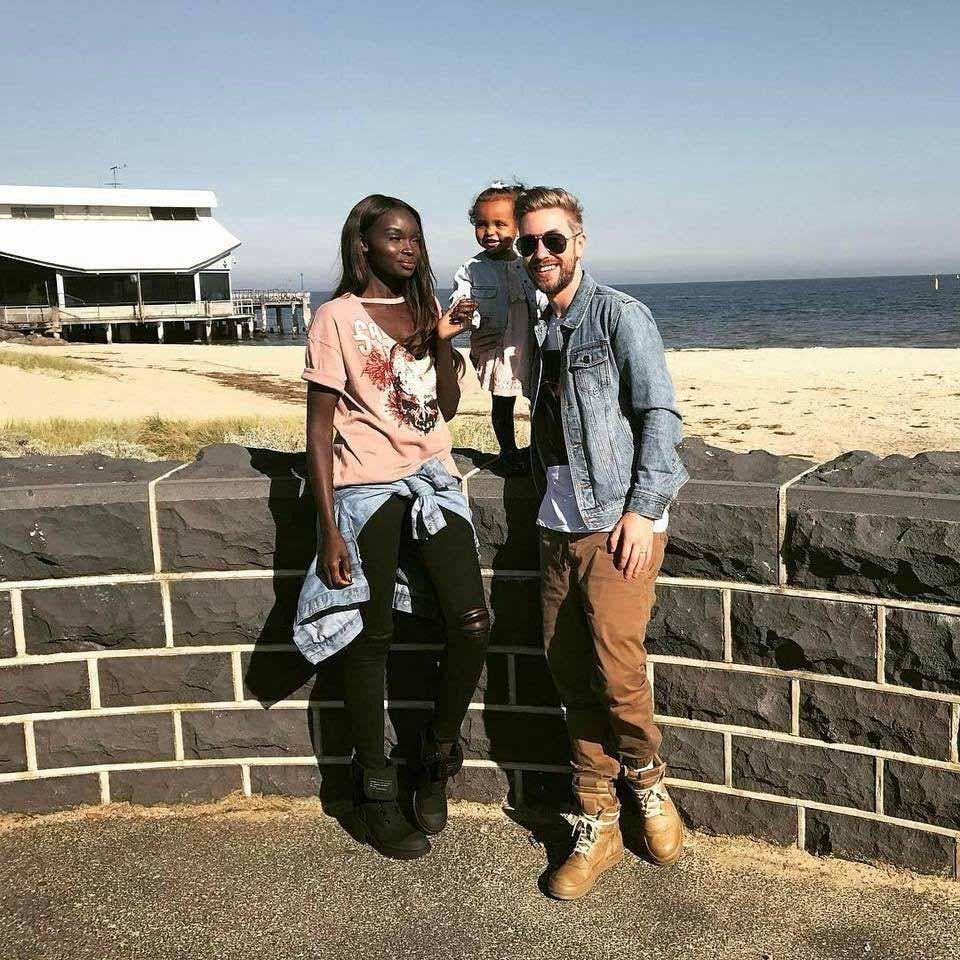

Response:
(622, 757), (684, 866)
(547, 774), (624, 901)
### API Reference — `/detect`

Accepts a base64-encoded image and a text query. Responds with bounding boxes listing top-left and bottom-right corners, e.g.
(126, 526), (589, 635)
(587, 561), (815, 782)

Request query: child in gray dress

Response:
(451, 182), (546, 474)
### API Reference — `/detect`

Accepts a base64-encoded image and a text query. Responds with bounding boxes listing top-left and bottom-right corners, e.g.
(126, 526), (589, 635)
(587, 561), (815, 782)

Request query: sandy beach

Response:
(2, 341), (958, 460)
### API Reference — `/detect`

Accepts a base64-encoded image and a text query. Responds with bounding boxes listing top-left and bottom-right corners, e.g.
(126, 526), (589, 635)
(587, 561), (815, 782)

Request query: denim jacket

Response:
(451, 251), (546, 337)
(293, 458), (475, 666)
(529, 272), (689, 529)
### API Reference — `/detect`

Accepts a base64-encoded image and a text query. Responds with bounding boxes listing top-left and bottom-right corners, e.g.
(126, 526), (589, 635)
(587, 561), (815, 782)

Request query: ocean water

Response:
(260, 274), (959, 349)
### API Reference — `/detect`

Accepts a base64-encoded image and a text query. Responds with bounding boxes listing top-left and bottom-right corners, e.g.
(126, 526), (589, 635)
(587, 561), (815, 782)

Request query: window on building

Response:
(199, 272), (230, 301)
(140, 273), (196, 303)
(0, 256), (55, 305)
(11, 206), (55, 219)
(150, 207), (198, 221)
(63, 274), (138, 307)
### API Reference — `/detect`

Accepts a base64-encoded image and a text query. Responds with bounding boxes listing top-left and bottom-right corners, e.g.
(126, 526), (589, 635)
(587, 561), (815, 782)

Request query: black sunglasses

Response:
(516, 230), (583, 257)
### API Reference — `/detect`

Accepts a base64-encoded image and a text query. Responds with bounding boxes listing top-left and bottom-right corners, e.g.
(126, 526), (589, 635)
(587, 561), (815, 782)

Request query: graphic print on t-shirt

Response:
(352, 318), (440, 435)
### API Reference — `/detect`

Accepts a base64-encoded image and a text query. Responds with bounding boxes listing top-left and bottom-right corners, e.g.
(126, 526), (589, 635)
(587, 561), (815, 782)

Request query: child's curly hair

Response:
(468, 180), (526, 224)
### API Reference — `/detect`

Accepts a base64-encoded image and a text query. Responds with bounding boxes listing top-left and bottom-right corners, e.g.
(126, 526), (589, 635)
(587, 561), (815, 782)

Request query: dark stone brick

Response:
(156, 446), (316, 573)
(647, 585), (724, 661)
(242, 648), (325, 706)
(485, 574), (541, 648)
(180, 708), (315, 760)
(655, 663), (791, 732)
(731, 592), (876, 680)
(447, 764), (512, 803)
(670, 787), (797, 845)
(34, 713), (175, 768)
(884, 760), (960, 831)
(467, 471), (540, 571)
(109, 766), (242, 805)
(0, 774), (101, 813)
(732, 737), (874, 810)
(800, 682), (951, 759)
(170, 576), (302, 647)
(662, 482), (781, 584)
(514, 653), (560, 707)
(0, 499), (156, 581)
(386, 648), (508, 705)
(0, 458), (169, 582)
(519, 770), (572, 808)
(801, 450), (960, 495)
(805, 809), (954, 877)
(786, 484), (960, 604)
(21, 583), (165, 654)
(660, 724), (725, 784)
(885, 608), (960, 695)
(0, 593), (14, 658)
(97, 653), (235, 707)
(682, 439), (815, 484)
(249, 763), (324, 798)
(0, 453), (180, 489)
(0, 661), (89, 718)
(460, 708), (568, 766)
(0, 723), (26, 773)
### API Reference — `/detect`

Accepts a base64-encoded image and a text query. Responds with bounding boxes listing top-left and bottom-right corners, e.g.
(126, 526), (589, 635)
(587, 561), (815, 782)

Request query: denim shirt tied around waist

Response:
(293, 458), (475, 666)
(529, 272), (690, 529)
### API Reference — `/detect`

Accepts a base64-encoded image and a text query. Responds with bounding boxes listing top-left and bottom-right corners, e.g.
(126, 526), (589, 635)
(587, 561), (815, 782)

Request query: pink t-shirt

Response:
(302, 294), (459, 487)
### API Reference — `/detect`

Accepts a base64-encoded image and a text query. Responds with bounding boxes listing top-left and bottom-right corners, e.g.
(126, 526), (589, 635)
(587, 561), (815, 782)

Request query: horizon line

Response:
(236, 270), (958, 291)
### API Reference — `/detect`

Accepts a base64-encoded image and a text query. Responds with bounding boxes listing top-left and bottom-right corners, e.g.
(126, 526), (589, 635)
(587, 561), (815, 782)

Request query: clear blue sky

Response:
(1, 0), (957, 286)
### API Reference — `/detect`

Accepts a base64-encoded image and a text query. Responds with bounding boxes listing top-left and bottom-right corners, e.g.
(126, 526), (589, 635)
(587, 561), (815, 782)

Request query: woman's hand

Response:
(436, 298), (476, 341)
(318, 526), (352, 588)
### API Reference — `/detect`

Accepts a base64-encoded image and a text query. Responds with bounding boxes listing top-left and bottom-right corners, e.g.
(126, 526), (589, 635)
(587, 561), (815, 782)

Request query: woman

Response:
(294, 195), (489, 860)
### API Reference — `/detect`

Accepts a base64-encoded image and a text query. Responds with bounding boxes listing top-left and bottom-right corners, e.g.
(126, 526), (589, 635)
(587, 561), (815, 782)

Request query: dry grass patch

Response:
(0, 349), (112, 378)
(0, 413), (506, 460)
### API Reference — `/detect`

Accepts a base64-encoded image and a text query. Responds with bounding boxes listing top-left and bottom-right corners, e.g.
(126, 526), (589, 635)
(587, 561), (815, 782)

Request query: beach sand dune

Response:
(1, 342), (957, 460)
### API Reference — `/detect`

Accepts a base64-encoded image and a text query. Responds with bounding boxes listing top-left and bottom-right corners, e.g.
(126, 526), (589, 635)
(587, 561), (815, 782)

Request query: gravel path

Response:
(1, 802), (958, 960)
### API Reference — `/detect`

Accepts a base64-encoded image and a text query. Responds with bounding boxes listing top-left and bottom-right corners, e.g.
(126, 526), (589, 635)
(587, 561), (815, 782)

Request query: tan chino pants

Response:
(540, 527), (666, 786)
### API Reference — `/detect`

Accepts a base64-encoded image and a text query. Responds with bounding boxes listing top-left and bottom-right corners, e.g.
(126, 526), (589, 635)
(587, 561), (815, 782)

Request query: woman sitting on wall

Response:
(293, 194), (489, 860)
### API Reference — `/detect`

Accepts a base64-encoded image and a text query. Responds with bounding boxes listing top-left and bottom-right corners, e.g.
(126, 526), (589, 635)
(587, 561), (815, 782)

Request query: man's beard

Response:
(532, 258), (577, 297)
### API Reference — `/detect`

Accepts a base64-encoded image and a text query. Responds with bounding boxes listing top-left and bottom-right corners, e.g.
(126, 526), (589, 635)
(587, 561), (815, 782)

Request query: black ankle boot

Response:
(353, 759), (430, 860)
(412, 730), (464, 836)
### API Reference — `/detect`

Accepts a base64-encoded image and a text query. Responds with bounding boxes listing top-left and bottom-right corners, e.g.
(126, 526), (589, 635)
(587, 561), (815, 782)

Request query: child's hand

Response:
(437, 299), (476, 341)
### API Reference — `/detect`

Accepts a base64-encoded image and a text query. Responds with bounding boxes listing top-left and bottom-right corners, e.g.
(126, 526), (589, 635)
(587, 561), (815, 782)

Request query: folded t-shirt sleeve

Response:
(302, 306), (347, 392)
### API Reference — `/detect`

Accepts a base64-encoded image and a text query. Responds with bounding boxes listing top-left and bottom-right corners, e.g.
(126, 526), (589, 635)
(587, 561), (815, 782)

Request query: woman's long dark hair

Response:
(333, 194), (460, 370)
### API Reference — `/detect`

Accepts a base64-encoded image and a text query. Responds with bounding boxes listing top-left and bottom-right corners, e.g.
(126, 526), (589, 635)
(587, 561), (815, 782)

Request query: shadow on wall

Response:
(241, 445), (540, 812)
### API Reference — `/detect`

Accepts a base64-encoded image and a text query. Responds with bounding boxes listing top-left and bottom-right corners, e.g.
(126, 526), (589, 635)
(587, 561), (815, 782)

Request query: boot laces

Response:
(572, 815), (603, 857)
(636, 783), (667, 819)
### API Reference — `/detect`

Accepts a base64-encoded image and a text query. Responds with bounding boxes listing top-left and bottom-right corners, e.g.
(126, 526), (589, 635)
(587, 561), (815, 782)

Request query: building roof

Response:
(0, 218), (241, 273)
(0, 185), (218, 208)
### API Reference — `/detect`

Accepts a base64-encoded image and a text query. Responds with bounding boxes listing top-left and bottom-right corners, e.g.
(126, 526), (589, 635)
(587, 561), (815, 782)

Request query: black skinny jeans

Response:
(340, 495), (490, 768)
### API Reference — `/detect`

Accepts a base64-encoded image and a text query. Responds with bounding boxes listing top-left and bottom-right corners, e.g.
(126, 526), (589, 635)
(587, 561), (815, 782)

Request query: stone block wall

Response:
(0, 442), (958, 878)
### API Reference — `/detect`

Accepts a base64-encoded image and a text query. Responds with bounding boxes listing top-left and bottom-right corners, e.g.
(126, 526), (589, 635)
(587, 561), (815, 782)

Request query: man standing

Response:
(515, 186), (689, 900)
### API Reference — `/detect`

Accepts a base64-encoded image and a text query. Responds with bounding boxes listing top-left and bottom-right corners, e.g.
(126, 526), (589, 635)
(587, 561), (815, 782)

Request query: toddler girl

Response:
(451, 182), (546, 474)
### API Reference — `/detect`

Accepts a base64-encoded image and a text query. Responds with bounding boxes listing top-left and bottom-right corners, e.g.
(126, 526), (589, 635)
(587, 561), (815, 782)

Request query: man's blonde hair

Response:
(514, 186), (584, 230)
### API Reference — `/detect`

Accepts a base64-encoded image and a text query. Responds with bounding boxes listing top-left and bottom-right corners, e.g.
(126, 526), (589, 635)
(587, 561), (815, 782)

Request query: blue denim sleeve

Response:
(610, 299), (686, 519)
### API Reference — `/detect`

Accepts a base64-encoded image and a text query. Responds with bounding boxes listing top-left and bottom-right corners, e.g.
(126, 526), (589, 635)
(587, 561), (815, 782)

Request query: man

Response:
(516, 186), (689, 900)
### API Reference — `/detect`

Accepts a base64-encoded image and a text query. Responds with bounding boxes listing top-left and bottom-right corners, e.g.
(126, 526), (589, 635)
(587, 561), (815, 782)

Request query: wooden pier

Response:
(232, 289), (312, 337)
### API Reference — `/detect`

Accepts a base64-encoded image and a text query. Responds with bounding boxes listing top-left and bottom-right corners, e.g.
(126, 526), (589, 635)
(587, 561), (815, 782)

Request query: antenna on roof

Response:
(106, 163), (127, 188)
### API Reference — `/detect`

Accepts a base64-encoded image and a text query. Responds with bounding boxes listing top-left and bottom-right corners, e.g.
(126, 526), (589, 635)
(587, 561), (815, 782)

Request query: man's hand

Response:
(607, 512), (655, 581)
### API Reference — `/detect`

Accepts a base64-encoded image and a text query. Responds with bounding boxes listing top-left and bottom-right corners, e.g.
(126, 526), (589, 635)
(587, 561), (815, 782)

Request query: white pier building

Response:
(0, 185), (253, 342)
